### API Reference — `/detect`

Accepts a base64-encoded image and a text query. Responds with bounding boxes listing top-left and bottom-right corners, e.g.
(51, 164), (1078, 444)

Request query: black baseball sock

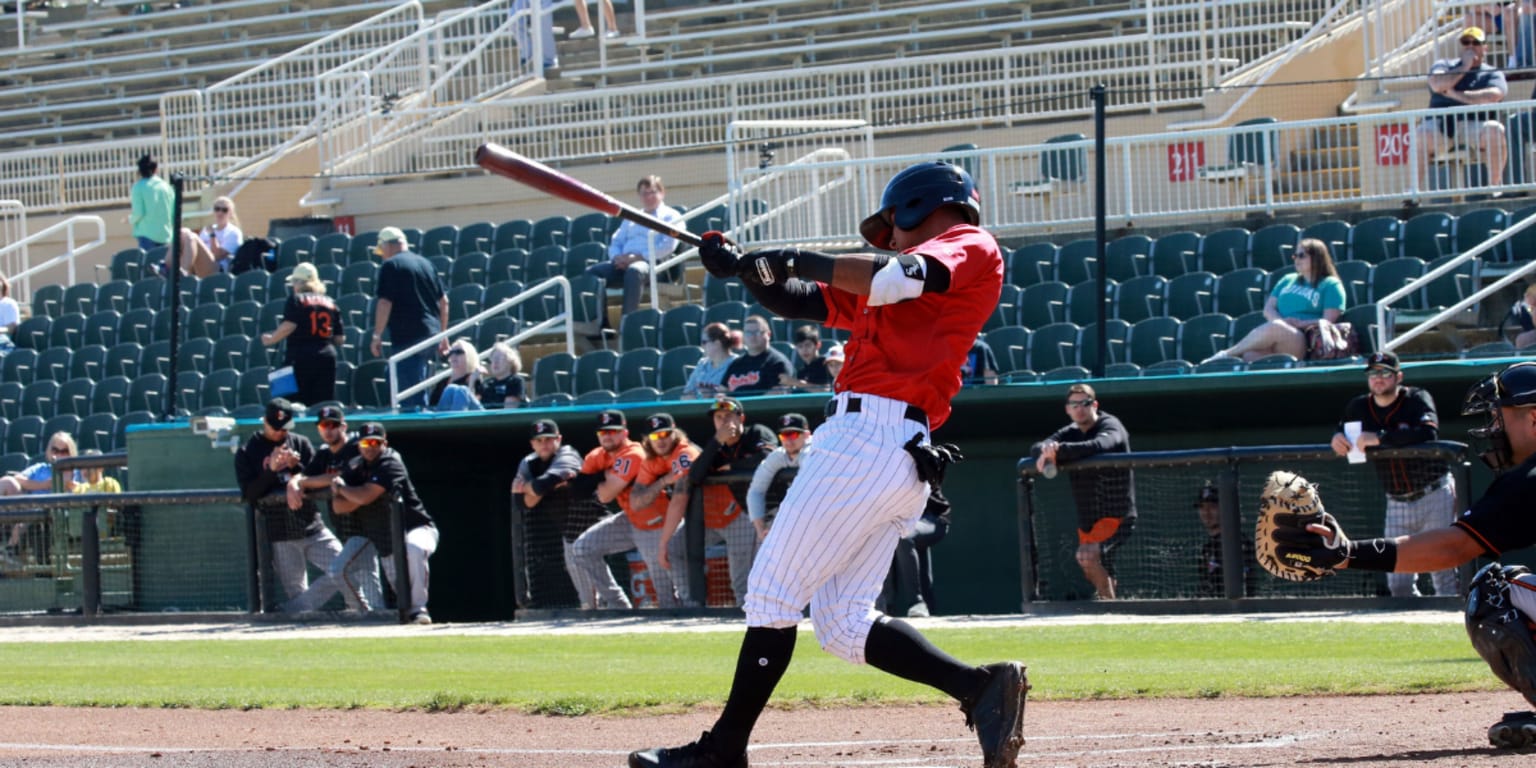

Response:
(710, 625), (797, 757)
(864, 616), (987, 701)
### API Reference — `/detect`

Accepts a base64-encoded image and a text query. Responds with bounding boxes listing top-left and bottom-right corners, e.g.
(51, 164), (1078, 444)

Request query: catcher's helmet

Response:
(1462, 362), (1536, 471)
(859, 161), (980, 250)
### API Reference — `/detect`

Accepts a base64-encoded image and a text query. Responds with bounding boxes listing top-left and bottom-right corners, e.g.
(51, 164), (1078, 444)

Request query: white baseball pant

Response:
(744, 392), (929, 663)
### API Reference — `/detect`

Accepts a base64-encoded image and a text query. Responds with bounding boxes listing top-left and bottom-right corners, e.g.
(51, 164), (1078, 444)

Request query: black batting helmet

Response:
(1462, 362), (1536, 471)
(859, 161), (980, 250)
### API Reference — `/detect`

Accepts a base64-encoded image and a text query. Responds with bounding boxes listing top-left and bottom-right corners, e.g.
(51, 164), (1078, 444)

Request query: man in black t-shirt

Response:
(369, 226), (449, 409)
(331, 422), (439, 624)
(723, 315), (793, 395)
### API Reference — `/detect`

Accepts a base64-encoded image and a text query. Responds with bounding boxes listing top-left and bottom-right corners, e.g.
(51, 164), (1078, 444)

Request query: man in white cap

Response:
(369, 226), (449, 409)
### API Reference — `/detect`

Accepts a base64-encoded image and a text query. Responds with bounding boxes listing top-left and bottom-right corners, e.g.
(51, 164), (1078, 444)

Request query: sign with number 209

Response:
(1376, 124), (1411, 166)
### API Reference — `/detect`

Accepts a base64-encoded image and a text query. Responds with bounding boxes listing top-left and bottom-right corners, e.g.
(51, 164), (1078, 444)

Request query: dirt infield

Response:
(0, 690), (1526, 767)
(0, 611), (1524, 767)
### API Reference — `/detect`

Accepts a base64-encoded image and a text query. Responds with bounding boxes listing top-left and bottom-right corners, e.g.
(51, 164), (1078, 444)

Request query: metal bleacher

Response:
(0, 0), (428, 150)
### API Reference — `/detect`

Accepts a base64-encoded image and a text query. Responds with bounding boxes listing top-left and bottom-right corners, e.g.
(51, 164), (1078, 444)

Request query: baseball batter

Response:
(630, 161), (1027, 768)
(1327, 351), (1456, 597)
(1277, 361), (1536, 748)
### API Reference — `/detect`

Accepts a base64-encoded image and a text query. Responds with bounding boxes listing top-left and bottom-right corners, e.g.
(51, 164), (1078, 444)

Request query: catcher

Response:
(1255, 361), (1536, 749)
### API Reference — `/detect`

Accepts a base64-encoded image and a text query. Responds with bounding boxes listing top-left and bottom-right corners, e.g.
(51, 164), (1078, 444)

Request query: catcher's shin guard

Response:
(1466, 563), (1536, 708)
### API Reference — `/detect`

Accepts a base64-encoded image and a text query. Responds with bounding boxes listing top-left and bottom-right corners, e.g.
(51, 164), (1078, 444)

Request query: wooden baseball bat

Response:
(474, 142), (704, 248)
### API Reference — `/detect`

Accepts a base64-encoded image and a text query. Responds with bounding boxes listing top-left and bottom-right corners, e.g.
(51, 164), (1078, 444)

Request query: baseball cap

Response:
(777, 412), (810, 433)
(1461, 26), (1486, 43)
(1365, 351), (1400, 373)
(1194, 484), (1219, 507)
(644, 413), (676, 433)
(596, 409), (627, 431)
(358, 422), (387, 441)
(265, 398), (297, 431)
(287, 262), (320, 286)
(372, 226), (407, 254)
(531, 419), (560, 438)
(709, 396), (743, 414)
(825, 344), (845, 361)
(316, 405), (345, 425)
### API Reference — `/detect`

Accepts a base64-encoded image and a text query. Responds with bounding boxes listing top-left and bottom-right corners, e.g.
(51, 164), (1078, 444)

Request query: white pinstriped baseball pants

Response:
(744, 392), (930, 663)
(1384, 474), (1457, 597)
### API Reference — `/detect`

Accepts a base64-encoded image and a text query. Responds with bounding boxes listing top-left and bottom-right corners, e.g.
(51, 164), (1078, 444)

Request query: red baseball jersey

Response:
(633, 438), (700, 530)
(582, 441), (645, 521)
(821, 223), (1003, 430)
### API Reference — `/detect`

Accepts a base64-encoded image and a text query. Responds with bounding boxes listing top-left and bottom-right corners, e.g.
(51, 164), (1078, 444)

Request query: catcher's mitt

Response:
(1253, 470), (1350, 582)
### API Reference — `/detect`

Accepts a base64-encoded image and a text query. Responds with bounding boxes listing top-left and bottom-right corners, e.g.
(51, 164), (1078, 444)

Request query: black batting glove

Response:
(903, 433), (964, 485)
(736, 248), (797, 287)
(698, 231), (741, 279)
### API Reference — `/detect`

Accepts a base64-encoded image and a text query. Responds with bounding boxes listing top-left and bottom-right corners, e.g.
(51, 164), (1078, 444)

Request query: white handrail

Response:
(1378, 214), (1536, 353)
(387, 275), (574, 409)
(1170, 0), (1365, 129)
(0, 214), (109, 301)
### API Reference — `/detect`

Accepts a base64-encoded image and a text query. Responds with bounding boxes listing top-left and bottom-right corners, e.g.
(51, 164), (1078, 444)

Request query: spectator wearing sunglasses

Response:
(199, 196), (243, 272)
(1029, 383), (1136, 600)
(1417, 26), (1510, 195)
(0, 432), (78, 569)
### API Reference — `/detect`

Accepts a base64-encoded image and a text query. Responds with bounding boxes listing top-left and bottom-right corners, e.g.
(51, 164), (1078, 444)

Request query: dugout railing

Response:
(1016, 442), (1473, 605)
(0, 451), (416, 623)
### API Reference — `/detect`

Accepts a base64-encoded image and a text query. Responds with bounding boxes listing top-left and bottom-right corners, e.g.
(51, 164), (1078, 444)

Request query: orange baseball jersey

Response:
(634, 438), (701, 530)
(582, 441), (645, 522)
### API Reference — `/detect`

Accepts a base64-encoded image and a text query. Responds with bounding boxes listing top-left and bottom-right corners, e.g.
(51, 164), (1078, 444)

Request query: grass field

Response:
(0, 621), (1495, 712)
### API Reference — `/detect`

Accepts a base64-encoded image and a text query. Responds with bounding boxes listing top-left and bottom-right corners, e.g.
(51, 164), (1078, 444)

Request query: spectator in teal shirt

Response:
(130, 154), (174, 251)
(1204, 238), (1345, 363)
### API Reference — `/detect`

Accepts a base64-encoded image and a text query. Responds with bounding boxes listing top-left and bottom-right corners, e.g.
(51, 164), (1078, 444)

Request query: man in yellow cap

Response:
(1417, 26), (1510, 196)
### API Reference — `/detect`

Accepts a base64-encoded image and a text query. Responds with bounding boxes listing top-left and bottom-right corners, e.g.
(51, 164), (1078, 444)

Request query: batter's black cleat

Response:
(961, 661), (1029, 768)
(1489, 711), (1536, 749)
(628, 731), (747, 768)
